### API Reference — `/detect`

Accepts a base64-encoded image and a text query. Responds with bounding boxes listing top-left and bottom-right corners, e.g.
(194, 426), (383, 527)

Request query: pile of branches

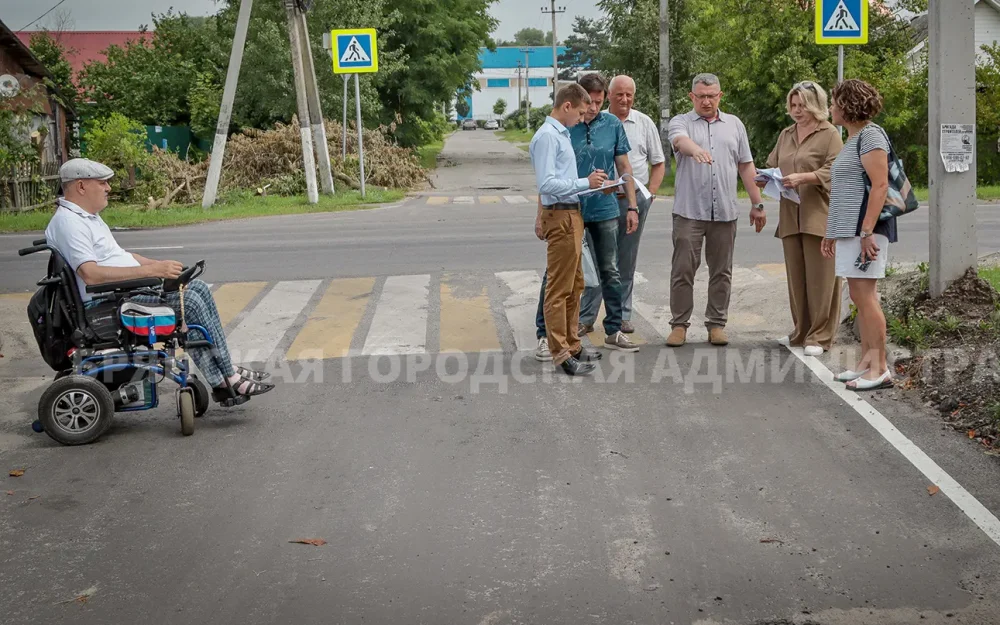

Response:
(140, 117), (428, 208)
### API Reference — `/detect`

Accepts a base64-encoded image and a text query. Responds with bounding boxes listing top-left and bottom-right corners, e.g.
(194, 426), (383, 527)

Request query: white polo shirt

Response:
(620, 108), (666, 187)
(44, 198), (140, 302)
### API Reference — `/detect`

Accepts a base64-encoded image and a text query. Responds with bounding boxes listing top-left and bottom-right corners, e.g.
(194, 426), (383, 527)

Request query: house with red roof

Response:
(13, 30), (152, 83)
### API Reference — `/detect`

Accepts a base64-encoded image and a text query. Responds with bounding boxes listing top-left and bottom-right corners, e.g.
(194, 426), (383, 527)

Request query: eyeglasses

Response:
(692, 93), (721, 101)
(795, 81), (818, 93)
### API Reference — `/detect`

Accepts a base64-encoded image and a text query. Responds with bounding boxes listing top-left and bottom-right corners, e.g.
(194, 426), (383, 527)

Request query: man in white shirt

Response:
(578, 75), (666, 334)
(44, 158), (273, 402)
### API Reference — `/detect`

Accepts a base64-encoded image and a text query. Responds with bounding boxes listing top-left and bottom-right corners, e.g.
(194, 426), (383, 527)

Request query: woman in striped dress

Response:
(821, 79), (898, 391)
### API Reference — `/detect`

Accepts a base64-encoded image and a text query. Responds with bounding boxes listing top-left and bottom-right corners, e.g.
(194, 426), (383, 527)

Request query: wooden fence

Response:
(0, 162), (60, 212)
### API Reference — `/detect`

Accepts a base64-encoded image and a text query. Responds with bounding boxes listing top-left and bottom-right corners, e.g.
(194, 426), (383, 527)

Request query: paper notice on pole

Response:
(940, 123), (975, 173)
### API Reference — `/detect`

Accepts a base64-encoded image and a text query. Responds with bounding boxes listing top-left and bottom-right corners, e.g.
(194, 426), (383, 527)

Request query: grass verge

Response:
(0, 189), (405, 233)
(496, 128), (534, 152)
(416, 138), (447, 169)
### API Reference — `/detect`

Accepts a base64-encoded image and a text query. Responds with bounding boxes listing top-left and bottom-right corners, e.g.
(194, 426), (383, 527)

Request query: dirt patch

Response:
(878, 267), (1000, 452)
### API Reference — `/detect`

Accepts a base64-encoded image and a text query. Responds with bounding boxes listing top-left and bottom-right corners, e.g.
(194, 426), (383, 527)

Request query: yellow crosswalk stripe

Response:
(286, 277), (375, 360)
(214, 282), (268, 328)
(479, 196), (501, 204)
(439, 275), (501, 353)
(0, 293), (33, 301)
(426, 196), (450, 205)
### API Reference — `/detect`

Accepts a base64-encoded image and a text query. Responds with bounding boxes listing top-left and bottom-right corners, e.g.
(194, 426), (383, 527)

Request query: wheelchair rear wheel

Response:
(178, 389), (195, 436)
(38, 375), (114, 445)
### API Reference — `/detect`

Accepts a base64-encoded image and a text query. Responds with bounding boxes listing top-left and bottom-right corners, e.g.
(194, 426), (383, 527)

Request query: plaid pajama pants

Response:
(130, 279), (235, 387)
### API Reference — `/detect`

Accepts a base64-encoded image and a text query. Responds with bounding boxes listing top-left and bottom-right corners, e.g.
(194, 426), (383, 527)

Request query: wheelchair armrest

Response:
(86, 277), (163, 294)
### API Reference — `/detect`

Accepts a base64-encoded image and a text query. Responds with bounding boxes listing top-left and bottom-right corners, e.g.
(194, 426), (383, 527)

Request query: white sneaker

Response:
(804, 345), (824, 357)
(534, 337), (552, 362)
(777, 335), (791, 346)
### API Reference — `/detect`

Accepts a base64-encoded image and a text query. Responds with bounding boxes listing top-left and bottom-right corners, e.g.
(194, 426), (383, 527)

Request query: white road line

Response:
(362, 274), (430, 355)
(497, 270), (542, 352)
(503, 195), (529, 204)
(453, 196), (474, 204)
(226, 280), (321, 363)
(789, 347), (1000, 549)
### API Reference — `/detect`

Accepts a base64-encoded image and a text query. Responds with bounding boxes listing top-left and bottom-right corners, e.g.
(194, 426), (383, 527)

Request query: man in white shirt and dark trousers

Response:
(579, 75), (666, 334)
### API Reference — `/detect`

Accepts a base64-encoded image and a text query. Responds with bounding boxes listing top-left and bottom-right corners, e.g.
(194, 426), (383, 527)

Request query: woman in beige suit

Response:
(761, 81), (844, 356)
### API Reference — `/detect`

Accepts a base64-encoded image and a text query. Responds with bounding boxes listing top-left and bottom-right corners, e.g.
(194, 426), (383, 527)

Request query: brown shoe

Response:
(578, 323), (594, 335)
(621, 320), (634, 334)
(709, 327), (729, 345)
(666, 326), (686, 347)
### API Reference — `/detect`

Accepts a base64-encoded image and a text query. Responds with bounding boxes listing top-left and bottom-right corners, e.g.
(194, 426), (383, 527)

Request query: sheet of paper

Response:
(754, 167), (800, 204)
(578, 177), (627, 197)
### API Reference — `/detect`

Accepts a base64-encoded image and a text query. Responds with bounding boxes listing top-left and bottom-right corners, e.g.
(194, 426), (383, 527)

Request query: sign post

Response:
(332, 28), (379, 199)
(815, 0), (868, 88)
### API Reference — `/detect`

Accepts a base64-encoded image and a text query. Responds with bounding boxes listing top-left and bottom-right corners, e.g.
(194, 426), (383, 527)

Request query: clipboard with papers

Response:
(577, 174), (653, 200)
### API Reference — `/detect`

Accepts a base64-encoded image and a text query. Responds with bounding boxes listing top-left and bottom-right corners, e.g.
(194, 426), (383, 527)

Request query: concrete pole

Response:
(202, 0), (253, 208)
(354, 73), (366, 198)
(928, 0), (977, 297)
(297, 12), (335, 195)
(285, 1), (318, 204)
(541, 2), (565, 102)
(658, 0), (671, 173)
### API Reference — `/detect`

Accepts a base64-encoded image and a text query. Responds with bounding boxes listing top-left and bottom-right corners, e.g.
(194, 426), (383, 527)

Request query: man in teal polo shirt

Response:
(534, 72), (639, 357)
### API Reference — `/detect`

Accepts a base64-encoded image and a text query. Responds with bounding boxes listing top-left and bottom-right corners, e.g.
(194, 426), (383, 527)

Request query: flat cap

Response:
(59, 158), (114, 183)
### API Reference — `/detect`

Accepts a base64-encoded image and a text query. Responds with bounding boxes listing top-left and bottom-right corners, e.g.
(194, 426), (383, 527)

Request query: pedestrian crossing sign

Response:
(332, 28), (378, 74)
(815, 0), (868, 45)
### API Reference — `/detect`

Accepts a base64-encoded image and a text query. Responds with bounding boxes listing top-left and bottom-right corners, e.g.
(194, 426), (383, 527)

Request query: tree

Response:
(27, 31), (77, 109)
(456, 97), (471, 118)
(376, 0), (498, 145)
(557, 17), (607, 80)
(976, 43), (1000, 184)
(493, 98), (507, 116)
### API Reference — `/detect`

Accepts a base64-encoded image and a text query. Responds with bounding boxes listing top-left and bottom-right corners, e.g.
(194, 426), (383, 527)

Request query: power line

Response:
(18, 0), (71, 31)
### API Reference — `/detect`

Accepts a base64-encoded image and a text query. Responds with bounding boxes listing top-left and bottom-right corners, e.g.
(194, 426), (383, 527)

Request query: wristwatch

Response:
(627, 206), (639, 213)
(860, 230), (872, 238)
(753, 203), (764, 211)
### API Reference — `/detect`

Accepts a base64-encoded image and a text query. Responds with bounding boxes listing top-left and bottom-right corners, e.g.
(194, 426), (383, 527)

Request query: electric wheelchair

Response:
(18, 239), (247, 445)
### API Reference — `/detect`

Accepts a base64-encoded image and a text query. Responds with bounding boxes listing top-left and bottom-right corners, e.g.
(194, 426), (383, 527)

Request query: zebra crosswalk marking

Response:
(439, 276), (501, 353)
(496, 270), (542, 352)
(503, 195), (530, 204)
(286, 277), (375, 361)
(214, 282), (268, 328)
(226, 280), (322, 363)
(453, 196), (474, 204)
(362, 274), (431, 356)
(479, 196), (501, 204)
(426, 196), (450, 205)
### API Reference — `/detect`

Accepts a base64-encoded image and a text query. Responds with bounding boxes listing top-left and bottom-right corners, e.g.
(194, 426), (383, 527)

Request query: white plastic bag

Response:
(581, 234), (599, 288)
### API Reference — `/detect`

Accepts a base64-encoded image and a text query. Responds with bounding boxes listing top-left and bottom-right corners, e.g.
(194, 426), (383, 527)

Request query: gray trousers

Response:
(669, 213), (738, 329)
(580, 193), (652, 325)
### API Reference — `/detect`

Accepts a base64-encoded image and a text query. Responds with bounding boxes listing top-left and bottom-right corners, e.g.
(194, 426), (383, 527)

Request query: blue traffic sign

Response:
(332, 28), (379, 74)
(815, 0), (868, 45)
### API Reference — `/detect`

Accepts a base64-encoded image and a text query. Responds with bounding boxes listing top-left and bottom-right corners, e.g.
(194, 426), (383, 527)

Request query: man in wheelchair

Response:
(43, 158), (274, 402)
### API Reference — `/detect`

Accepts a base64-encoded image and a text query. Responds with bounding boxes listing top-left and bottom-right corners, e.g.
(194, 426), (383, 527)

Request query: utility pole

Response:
(658, 0), (672, 174)
(202, 0), (253, 208)
(296, 12), (334, 195)
(928, 0), (977, 296)
(520, 48), (534, 131)
(284, 0), (318, 204)
(516, 61), (522, 127)
(540, 2), (565, 102)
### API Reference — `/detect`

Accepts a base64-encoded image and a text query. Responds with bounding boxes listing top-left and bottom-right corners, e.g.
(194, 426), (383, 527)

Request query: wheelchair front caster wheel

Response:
(187, 374), (210, 418)
(178, 390), (195, 437)
(37, 375), (114, 445)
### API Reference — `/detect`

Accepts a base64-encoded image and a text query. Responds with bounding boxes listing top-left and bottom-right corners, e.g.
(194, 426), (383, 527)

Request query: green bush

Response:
(82, 113), (157, 200)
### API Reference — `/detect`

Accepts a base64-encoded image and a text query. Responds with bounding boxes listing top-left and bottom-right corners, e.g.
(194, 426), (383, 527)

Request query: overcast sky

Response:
(3, 0), (603, 41)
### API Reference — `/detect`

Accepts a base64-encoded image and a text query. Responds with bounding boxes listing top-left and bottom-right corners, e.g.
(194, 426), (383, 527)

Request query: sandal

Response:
(235, 365), (270, 382)
(212, 378), (275, 403)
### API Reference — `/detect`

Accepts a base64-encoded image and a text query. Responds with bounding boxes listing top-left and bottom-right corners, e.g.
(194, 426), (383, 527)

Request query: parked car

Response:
(484, 119), (499, 130)
(462, 119), (477, 130)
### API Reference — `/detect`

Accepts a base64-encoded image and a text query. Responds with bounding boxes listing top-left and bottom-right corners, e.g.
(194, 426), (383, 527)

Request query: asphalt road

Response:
(3, 129), (1000, 625)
